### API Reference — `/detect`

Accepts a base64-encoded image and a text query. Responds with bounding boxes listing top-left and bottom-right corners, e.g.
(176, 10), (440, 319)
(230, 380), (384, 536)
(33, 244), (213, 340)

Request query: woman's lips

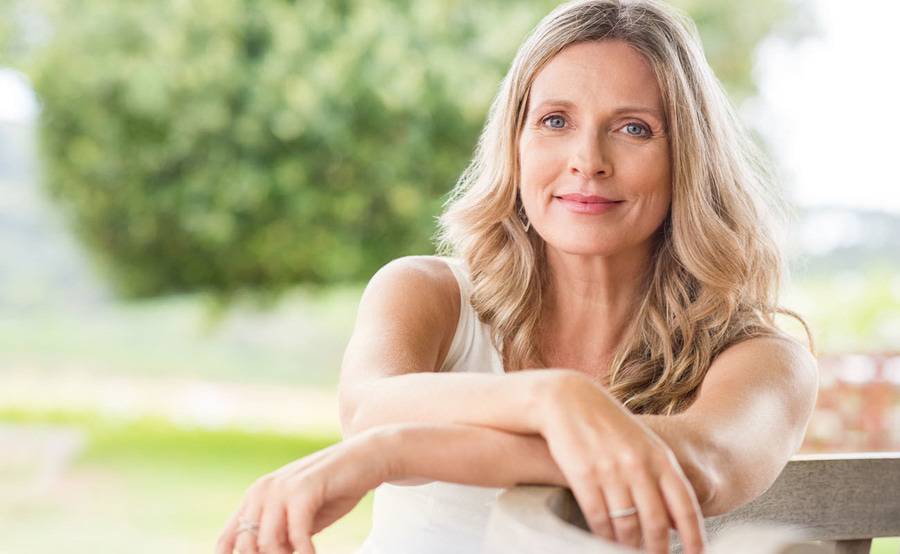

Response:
(553, 195), (623, 214)
(558, 193), (616, 203)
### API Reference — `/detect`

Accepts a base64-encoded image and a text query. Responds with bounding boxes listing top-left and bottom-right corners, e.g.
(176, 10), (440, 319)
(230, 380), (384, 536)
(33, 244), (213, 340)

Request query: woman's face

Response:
(518, 40), (671, 258)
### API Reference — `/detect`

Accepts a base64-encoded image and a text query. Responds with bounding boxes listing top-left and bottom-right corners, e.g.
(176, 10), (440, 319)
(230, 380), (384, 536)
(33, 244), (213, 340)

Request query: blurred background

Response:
(0, 0), (897, 552)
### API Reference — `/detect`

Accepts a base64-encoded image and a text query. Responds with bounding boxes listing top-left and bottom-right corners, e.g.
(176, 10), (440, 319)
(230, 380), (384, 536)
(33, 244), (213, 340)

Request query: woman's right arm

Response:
(338, 256), (562, 440)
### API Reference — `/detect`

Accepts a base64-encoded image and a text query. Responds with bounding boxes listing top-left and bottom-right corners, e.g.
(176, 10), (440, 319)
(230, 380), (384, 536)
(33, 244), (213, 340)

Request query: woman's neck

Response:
(538, 245), (651, 374)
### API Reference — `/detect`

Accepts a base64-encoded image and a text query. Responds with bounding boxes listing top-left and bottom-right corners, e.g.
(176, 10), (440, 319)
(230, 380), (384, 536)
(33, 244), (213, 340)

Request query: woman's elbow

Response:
(338, 388), (362, 438)
(700, 452), (789, 517)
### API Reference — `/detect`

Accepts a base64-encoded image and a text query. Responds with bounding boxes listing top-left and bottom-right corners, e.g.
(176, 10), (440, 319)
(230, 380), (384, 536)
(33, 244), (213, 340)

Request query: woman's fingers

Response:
(629, 472), (674, 554)
(557, 442), (699, 553)
(602, 480), (641, 548)
(565, 466), (615, 541)
(214, 506), (242, 554)
(659, 470), (707, 554)
(234, 495), (265, 554)
(256, 499), (293, 554)
(286, 500), (318, 554)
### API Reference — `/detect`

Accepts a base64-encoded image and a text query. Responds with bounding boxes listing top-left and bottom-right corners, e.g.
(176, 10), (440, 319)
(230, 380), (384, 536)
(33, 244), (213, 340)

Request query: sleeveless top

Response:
(355, 256), (507, 554)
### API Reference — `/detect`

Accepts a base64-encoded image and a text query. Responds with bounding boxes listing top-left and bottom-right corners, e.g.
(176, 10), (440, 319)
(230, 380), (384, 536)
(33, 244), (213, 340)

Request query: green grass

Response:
(0, 409), (373, 554)
(873, 538), (900, 554)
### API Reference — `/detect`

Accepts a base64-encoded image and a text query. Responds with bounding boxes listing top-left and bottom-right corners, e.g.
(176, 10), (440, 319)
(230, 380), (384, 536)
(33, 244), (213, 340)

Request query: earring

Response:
(518, 201), (531, 232)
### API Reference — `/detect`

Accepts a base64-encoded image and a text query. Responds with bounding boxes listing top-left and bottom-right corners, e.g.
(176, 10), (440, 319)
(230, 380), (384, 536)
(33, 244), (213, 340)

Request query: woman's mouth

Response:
(553, 194), (624, 214)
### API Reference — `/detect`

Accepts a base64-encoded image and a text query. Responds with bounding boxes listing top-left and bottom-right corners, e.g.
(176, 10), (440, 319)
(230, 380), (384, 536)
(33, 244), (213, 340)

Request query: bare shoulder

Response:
(712, 334), (818, 382)
(362, 255), (460, 322)
(342, 255), (461, 377)
(704, 334), (819, 410)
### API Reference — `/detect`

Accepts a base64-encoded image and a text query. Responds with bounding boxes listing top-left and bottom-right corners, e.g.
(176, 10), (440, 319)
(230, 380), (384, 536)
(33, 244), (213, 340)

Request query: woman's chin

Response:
(542, 236), (623, 258)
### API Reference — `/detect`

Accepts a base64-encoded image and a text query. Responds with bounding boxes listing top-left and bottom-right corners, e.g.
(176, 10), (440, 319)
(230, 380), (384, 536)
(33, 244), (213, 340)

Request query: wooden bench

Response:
(483, 452), (900, 553)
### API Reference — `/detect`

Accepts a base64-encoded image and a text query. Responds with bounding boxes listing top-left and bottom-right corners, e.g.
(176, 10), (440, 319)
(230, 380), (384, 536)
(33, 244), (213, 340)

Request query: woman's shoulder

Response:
(710, 332), (818, 390)
(718, 332), (815, 363)
(365, 255), (462, 327)
(370, 255), (461, 297)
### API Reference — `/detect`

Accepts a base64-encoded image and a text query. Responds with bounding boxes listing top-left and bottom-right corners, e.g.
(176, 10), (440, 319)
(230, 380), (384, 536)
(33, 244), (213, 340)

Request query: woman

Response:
(215, 0), (818, 553)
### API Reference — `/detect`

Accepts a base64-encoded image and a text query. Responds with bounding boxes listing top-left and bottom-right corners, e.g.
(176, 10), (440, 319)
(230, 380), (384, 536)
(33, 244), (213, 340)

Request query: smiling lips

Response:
(554, 193), (623, 214)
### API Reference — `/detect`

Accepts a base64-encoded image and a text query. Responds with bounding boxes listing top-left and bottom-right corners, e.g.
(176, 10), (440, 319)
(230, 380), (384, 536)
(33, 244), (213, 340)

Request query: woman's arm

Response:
(378, 409), (709, 554)
(379, 419), (721, 510)
(659, 335), (818, 516)
(215, 417), (704, 554)
(338, 256), (555, 438)
(380, 422), (568, 488)
(343, 359), (717, 512)
(215, 424), (565, 554)
(360, 336), (818, 519)
(343, 370), (557, 438)
(344, 343), (818, 519)
(378, 416), (717, 513)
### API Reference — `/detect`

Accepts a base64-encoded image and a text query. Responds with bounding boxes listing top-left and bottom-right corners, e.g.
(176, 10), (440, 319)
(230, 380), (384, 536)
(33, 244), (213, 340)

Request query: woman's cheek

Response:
(523, 140), (563, 184)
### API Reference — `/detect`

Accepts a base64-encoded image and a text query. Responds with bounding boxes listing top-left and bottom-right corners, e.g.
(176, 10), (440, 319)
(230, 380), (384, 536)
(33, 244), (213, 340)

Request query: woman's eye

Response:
(623, 122), (650, 137)
(541, 115), (567, 129)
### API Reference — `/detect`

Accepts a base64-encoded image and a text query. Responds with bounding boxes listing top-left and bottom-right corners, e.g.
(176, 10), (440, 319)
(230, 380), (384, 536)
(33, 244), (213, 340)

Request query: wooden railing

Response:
(483, 452), (900, 554)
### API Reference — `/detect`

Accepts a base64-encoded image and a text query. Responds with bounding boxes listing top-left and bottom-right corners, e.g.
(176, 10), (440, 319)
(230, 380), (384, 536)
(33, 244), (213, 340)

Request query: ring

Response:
(609, 506), (638, 519)
(237, 519), (260, 534)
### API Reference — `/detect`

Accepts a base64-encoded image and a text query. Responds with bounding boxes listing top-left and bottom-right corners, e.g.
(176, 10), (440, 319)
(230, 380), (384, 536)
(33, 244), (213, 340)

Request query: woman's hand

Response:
(214, 428), (394, 554)
(538, 371), (708, 554)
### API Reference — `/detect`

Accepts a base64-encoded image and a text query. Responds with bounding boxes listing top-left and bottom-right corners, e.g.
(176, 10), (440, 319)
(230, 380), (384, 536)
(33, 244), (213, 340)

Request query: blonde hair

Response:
(436, 0), (810, 415)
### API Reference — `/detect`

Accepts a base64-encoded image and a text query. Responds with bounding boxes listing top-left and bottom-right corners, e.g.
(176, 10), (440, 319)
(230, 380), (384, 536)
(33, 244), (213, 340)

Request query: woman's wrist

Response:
(347, 424), (409, 485)
(529, 369), (592, 433)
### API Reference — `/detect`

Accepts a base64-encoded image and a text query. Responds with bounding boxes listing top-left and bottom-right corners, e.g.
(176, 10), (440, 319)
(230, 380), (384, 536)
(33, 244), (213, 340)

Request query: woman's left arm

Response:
(643, 335), (818, 516)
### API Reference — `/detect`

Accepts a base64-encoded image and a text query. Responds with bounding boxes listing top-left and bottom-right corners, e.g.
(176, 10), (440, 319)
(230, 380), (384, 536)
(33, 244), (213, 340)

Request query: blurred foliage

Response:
(0, 1), (15, 66)
(27, 0), (801, 298)
(0, 0), (43, 68)
(786, 266), (900, 354)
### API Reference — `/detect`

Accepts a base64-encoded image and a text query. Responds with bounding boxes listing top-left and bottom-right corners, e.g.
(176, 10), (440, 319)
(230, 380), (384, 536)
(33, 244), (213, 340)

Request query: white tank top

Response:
(355, 256), (507, 554)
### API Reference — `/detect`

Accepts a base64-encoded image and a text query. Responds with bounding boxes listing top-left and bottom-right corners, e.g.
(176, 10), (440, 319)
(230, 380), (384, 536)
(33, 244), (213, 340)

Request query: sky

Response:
(749, 0), (900, 214)
(0, 68), (37, 122)
(1, 0), (899, 214)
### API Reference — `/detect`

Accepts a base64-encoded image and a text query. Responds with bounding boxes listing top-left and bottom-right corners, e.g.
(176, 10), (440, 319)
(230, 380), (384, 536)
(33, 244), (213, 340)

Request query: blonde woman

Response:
(215, 1), (818, 553)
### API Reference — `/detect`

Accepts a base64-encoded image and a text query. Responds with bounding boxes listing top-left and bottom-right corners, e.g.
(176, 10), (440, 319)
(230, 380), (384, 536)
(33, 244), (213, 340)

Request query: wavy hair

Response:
(435, 0), (811, 415)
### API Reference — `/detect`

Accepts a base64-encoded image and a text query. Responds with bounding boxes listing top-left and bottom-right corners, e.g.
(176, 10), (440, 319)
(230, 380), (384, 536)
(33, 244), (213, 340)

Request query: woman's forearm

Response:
(341, 370), (568, 439)
(347, 371), (719, 514)
(377, 419), (719, 517)
(377, 422), (569, 489)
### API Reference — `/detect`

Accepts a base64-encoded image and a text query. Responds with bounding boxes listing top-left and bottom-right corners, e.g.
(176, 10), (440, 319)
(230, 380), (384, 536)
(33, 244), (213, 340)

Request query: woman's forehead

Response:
(529, 40), (663, 115)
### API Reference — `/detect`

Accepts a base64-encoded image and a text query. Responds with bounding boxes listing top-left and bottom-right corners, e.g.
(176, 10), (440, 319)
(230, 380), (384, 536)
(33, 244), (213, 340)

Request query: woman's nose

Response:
(569, 130), (612, 180)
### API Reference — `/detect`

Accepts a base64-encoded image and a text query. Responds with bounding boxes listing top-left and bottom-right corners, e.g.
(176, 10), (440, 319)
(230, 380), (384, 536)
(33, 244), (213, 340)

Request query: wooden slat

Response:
(705, 453), (900, 541)
(484, 453), (900, 553)
(483, 486), (832, 553)
(832, 539), (873, 554)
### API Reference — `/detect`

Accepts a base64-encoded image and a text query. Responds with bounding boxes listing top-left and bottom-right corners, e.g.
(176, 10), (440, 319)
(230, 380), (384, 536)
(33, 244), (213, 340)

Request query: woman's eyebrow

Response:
(529, 98), (663, 119)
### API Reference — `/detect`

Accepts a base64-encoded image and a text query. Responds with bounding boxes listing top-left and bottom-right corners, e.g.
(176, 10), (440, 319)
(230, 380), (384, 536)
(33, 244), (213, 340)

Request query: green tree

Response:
(28, 0), (805, 299)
